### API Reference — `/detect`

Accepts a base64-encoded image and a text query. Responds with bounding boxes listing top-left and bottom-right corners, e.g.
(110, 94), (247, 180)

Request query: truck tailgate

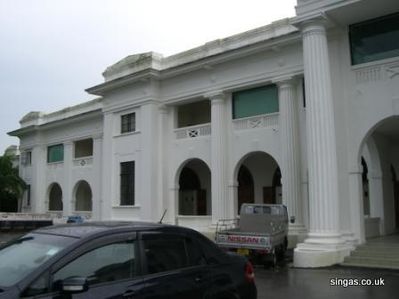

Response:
(216, 232), (271, 250)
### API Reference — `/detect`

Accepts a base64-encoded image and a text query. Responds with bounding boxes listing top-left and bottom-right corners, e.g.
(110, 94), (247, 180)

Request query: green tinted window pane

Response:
(350, 13), (399, 65)
(233, 85), (278, 119)
(47, 144), (64, 163)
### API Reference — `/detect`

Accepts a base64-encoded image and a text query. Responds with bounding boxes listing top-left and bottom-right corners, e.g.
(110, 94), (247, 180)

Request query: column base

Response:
(294, 234), (352, 267)
(288, 223), (307, 248)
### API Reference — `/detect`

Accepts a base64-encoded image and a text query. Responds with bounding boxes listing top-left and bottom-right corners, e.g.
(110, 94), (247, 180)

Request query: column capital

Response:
(205, 90), (225, 102)
(301, 19), (328, 37)
(273, 76), (298, 88)
(158, 104), (169, 114)
(92, 133), (103, 140)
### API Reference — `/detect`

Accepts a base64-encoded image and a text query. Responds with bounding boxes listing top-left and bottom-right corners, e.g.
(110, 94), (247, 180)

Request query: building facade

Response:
(9, 0), (399, 267)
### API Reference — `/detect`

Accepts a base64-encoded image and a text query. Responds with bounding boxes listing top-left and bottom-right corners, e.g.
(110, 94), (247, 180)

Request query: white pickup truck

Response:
(215, 203), (288, 266)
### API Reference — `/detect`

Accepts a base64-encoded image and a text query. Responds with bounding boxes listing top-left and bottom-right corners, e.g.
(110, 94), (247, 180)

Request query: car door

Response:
(139, 231), (212, 299)
(20, 233), (145, 299)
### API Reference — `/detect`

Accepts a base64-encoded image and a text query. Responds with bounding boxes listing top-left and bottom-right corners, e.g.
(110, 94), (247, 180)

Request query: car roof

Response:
(33, 221), (169, 239)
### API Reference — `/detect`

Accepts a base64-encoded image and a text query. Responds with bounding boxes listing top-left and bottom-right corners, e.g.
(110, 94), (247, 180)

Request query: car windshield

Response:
(0, 233), (76, 287)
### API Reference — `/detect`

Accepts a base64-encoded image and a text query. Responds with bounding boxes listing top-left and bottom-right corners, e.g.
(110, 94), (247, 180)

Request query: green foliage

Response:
(0, 154), (27, 212)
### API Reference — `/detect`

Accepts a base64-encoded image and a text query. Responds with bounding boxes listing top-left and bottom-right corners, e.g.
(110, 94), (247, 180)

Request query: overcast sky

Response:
(0, 0), (296, 154)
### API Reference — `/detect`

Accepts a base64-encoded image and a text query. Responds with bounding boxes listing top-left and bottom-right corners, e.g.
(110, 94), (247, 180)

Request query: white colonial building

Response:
(9, 0), (399, 267)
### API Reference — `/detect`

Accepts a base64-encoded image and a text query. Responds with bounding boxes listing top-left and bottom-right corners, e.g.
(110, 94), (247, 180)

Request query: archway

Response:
(392, 166), (399, 229)
(178, 159), (211, 216)
(74, 181), (92, 211)
(359, 116), (399, 236)
(48, 183), (63, 211)
(361, 157), (370, 216)
(235, 152), (280, 214)
(237, 165), (254, 211)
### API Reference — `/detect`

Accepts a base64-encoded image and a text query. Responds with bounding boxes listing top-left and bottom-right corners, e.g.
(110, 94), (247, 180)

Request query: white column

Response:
(294, 20), (350, 267)
(140, 101), (160, 221)
(277, 78), (306, 240)
(347, 166), (365, 245)
(63, 141), (73, 217)
(31, 144), (47, 213)
(158, 105), (170, 223)
(227, 180), (238, 219)
(100, 112), (114, 220)
(208, 91), (228, 224)
(92, 134), (103, 221)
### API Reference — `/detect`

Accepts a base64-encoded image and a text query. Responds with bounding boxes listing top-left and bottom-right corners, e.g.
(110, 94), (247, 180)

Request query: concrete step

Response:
(342, 261), (399, 270)
(341, 236), (399, 269)
(350, 252), (399, 260)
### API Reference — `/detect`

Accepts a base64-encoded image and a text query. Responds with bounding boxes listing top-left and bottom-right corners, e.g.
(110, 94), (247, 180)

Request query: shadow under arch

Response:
(175, 158), (212, 216)
(73, 180), (93, 211)
(233, 151), (281, 214)
(47, 182), (63, 211)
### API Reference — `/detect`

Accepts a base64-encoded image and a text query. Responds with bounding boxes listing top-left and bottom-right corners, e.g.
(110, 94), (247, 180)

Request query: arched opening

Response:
(48, 183), (63, 211)
(392, 166), (399, 229)
(361, 157), (370, 216)
(359, 116), (399, 236)
(235, 152), (280, 214)
(178, 159), (211, 216)
(74, 181), (92, 211)
(237, 165), (254, 211)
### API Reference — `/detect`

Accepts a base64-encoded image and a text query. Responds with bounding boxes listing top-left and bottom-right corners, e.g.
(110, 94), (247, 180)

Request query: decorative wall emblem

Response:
(386, 64), (399, 79)
(249, 118), (262, 128)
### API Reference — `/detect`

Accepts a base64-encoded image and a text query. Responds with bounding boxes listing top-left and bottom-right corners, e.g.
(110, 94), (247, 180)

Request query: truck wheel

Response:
(275, 245), (285, 261)
(271, 252), (277, 267)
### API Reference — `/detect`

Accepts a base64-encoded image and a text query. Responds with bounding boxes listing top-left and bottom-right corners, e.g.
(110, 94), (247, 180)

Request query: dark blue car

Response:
(0, 222), (257, 298)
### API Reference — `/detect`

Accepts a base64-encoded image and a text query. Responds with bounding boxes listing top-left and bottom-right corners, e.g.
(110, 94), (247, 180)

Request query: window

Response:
(22, 151), (32, 166)
(47, 144), (64, 163)
(143, 236), (189, 274)
(350, 13), (399, 65)
(121, 113), (136, 133)
(26, 185), (31, 206)
(74, 139), (93, 158)
(233, 85), (279, 119)
(53, 241), (136, 289)
(23, 272), (49, 297)
(120, 161), (135, 205)
(177, 100), (211, 128)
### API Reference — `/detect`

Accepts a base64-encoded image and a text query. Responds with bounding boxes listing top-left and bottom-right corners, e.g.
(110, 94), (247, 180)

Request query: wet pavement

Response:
(255, 261), (399, 299)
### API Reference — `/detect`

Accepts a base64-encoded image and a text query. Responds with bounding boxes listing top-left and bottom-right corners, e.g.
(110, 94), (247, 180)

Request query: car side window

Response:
(52, 241), (135, 289)
(185, 237), (207, 266)
(143, 236), (188, 274)
(21, 271), (50, 297)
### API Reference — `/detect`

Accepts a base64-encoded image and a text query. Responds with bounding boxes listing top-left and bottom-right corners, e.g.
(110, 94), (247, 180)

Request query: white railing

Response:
(174, 123), (211, 139)
(0, 213), (53, 220)
(73, 157), (93, 167)
(353, 56), (399, 84)
(233, 113), (279, 131)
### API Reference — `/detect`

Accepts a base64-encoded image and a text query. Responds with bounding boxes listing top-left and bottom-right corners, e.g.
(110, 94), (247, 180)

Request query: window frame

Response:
(349, 12), (399, 65)
(74, 138), (94, 159)
(140, 231), (209, 276)
(48, 233), (138, 292)
(232, 84), (279, 119)
(47, 144), (64, 164)
(121, 112), (136, 134)
(120, 161), (135, 206)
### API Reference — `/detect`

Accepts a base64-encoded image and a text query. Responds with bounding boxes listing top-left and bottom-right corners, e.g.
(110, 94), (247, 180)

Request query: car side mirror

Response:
(61, 276), (89, 293)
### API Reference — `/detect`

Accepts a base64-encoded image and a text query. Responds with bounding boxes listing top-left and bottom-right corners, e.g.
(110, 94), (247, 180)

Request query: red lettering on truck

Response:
(227, 235), (260, 244)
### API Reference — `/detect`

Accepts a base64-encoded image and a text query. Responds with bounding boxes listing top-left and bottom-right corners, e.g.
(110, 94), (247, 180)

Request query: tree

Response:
(0, 154), (26, 212)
